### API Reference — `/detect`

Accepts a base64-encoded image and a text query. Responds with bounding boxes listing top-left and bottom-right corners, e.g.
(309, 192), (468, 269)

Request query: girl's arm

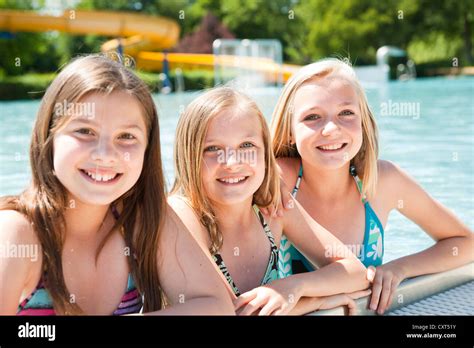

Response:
(145, 204), (235, 315)
(0, 210), (40, 314)
(281, 199), (370, 295)
(235, 200), (370, 315)
(370, 160), (474, 314)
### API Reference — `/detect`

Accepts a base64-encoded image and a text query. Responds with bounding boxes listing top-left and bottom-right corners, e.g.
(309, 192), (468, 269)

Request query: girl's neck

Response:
(300, 160), (353, 203)
(212, 198), (256, 237)
(64, 197), (111, 241)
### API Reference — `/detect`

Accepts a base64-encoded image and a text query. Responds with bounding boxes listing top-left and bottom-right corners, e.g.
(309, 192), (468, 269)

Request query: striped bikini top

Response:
(16, 206), (143, 315)
(212, 204), (279, 296)
(278, 164), (384, 278)
(17, 273), (142, 316)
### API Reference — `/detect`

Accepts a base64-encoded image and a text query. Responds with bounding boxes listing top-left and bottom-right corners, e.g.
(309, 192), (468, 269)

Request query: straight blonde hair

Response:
(171, 87), (280, 254)
(271, 58), (379, 199)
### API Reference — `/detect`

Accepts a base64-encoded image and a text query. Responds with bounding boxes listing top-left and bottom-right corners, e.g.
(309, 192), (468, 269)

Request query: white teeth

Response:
(319, 143), (344, 150)
(218, 176), (246, 184)
(84, 170), (118, 182)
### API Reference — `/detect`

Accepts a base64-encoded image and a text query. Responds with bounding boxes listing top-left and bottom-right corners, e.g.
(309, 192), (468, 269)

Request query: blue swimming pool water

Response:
(0, 76), (472, 262)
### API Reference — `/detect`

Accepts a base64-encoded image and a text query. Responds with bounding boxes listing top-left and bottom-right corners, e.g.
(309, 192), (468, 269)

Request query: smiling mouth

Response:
(79, 169), (123, 184)
(316, 143), (348, 152)
(216, 176), (249, 185)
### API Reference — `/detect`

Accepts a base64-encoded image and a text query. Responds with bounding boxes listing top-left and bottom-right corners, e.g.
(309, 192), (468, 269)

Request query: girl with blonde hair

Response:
(169, 86), (372, 315)
(271, 58), (473, 314)
(0, 55), (234, 315)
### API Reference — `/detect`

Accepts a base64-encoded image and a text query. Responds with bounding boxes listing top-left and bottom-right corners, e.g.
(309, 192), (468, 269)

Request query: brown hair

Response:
(171, 87), (280, 254)
(0, 54), (166, 313)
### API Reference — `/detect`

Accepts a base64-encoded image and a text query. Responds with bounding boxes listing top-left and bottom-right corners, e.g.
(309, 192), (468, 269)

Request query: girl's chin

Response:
(66, 188), (127, 207)
(310, 158), (351, 171)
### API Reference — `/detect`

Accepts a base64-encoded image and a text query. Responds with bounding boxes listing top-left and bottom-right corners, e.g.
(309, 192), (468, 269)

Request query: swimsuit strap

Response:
(349, 164), (368, 203)
(292, 164), (304, 197)
(212, 204), (279, 296)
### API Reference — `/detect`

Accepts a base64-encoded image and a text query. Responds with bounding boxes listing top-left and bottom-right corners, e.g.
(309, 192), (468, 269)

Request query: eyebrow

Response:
(204, 134), (261, 144)
(69, 119), (145, 133)
(298, 101), (357, 115)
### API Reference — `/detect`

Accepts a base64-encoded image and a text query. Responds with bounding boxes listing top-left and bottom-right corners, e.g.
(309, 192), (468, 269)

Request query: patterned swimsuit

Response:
(17, 206), (143, 315)
(213, 204), (279, 296)
(278, 164), (384, 278)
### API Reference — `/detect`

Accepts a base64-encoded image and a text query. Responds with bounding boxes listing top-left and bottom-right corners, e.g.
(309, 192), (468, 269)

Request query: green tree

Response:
(292, 0), (419, 64)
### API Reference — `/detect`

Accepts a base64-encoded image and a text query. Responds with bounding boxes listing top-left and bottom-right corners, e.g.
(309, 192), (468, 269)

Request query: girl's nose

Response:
(321, 121), (340, 136)
(91, 138), (117, 163)
(224, 150), (240, 168)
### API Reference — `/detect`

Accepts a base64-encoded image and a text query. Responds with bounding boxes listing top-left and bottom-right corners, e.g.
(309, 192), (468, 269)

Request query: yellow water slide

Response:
(0, 9), (179, 53)
(0, 9), (298, 82)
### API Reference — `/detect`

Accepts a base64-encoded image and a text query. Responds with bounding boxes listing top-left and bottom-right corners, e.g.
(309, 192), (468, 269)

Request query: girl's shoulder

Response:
(375, 159), (413, 208)
(166, 195), (210, 249)
(377, 159), (409, 189)
(0, 210), (43, 313)
(276, 157), (301, 188)
(0, 210), (40, 247)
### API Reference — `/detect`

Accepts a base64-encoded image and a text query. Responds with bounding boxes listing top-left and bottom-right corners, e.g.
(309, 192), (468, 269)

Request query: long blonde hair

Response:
(171, 87), (280, 254)
(0, 55), (167, 313)
(271, 58), (379, 199)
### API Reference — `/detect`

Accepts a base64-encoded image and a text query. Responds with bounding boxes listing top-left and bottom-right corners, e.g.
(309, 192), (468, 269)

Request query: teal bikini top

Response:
(278, 164), (384, 278)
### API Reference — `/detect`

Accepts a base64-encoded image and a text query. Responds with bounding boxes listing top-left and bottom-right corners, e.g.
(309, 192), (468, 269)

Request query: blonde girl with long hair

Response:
(0, 55), (234, 315)
(169, 86), (372, 316)
(271, 58), (473, 315)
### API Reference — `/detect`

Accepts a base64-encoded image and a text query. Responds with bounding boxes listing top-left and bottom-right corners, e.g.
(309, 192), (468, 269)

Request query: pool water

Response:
(0, 76), (472, 262)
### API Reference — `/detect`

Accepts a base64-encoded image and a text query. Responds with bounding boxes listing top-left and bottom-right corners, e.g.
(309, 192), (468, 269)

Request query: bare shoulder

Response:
(276, 157), (301, 188)
(377, 159), (413, 189)
(0, 210), (39, 246)
(376, 159), (418, 210)
(165, 196), (210, 250)
(0, 210), (42, 312)
(167, 195), (193, 216)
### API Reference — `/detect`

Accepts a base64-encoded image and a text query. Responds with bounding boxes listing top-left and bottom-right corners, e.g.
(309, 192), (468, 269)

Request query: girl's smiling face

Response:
(291, 77), (363, 170)
(53, 91), (148, 206)
(201, 108), (266, 207)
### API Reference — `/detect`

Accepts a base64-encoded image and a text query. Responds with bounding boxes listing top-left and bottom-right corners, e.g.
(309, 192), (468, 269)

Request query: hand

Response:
(260, 180), (294, 218)
(317, 289), (372, 315)
(233, 279), (302, 316)
(369, 263), (406, 315)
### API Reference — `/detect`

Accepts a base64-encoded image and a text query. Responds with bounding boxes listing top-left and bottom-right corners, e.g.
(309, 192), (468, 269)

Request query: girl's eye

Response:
(304, 114), (320, 121)
(240, 142), (254, 148)
(119, 133), (136, 140)
(340, 110), (355, 116)
(75, 128), (94, 136)
(204, 145), (220, 152)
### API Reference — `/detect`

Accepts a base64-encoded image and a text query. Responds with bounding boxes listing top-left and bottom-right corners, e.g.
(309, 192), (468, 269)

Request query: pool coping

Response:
(308, 262), (474, 316)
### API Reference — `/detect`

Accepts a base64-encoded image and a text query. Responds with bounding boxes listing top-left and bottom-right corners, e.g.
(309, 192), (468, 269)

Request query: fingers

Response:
(346, 298), (357, 316)
(377, 276), (392, 315)
(233, 290), (257, 312)
(379, 277), (400, 314)
(386, 291), (395, 314)
(239, 298), (264, 316)
(369, 273), (383, 311)
(348, 289), (371, 300)
(272, 308), (285, 315)
(258, 300), (280, 316)
(366, 266), (376, 282)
